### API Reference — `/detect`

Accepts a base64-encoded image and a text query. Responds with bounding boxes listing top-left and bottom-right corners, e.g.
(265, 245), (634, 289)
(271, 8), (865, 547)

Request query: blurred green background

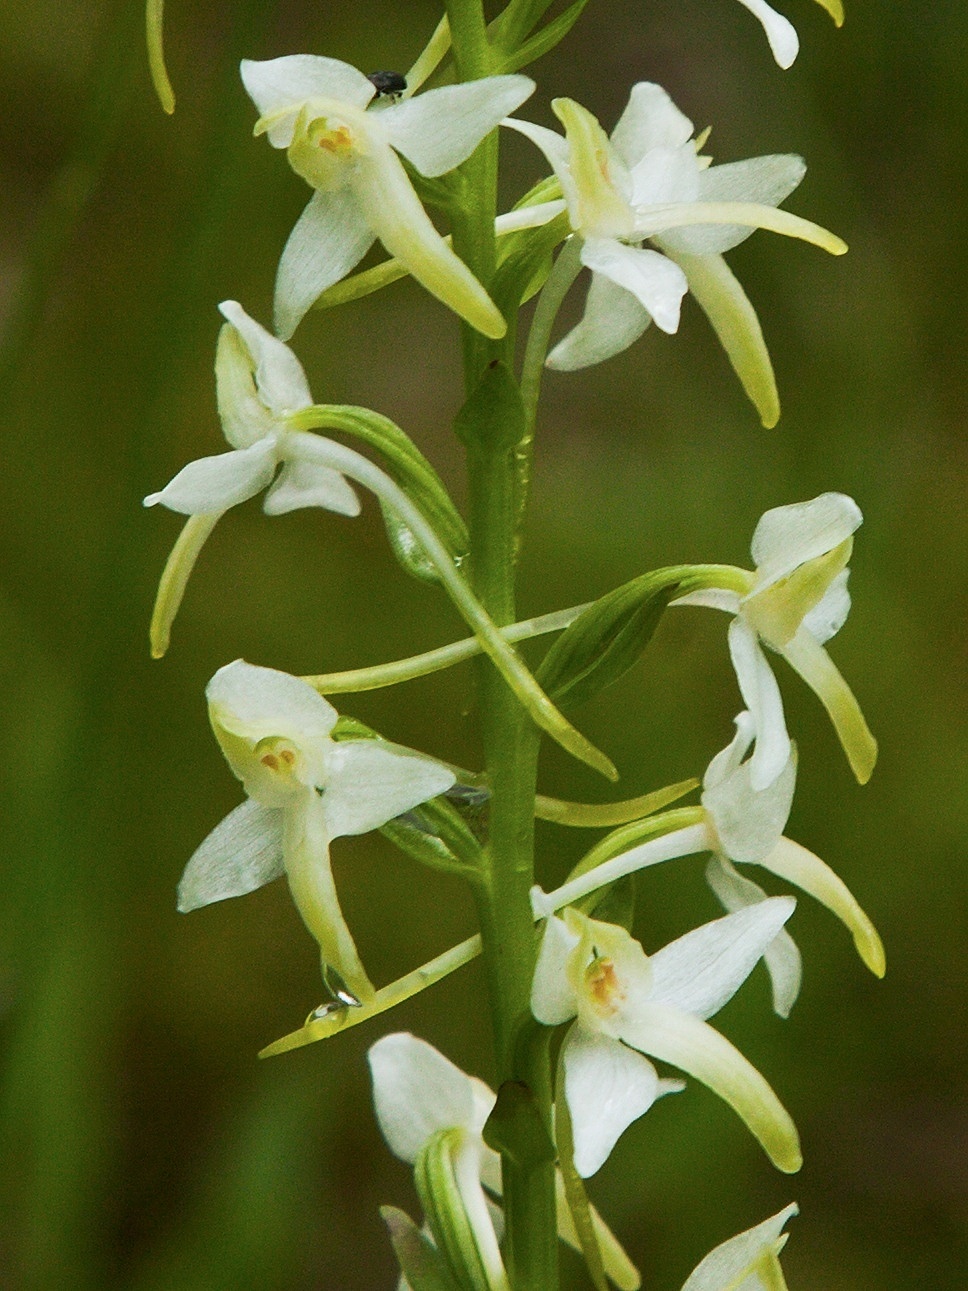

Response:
(1, 0), (965, 1286)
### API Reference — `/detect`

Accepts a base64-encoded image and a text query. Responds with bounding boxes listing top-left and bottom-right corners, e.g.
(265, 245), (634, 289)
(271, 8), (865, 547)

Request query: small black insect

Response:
(368, 70), (408, 100)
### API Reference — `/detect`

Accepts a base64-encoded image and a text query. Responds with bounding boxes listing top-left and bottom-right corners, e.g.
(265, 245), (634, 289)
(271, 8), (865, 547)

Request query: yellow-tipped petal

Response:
(552, 98), (634, 239)
(758, 837), (885, 976)
(637, 201), (847, 256)
(780, 629), (877, 783)
(149, 511), (223, 658)
(814, 0), (845, 26)
(146, 0), (175, 114)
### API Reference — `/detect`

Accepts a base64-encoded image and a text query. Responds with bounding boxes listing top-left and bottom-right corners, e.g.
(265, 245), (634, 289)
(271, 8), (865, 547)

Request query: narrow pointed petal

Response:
(618, 1002), (802, 1172)
(531, 915), (580, 1025)
(750, 493), (862, 591)
(177, 798), (285, 911)
(321, 740), (455, 839)
(284, 791), (374, 1001)
(645, 898), (795, 1019)
(580, 238), (687, 334)
(814, 0), (844, 24)
(352, 147), (506, 338)
(633, 201), (846, 256)
(547, 271), (651, 371)
(610, 82), (694, 168)
(734, 0), (800, 68)
(759, 837), (885, 976)
(502, 117), (578, 212)
(143, 438), (278, 514)
(149, 511), (223, 659)
(275, 189), (375, 340)
(264, 459), (361, 516)
(208, 659), (339, 744)
(661, 155), (805, 255)
(241, 55), (374, 145)
(555, 1174), (642, 1290)
(664, 250), (779, 427)
(563, 1027), (661, 1177)
(706, 858), (802, 1018)
(680, 1204), (799, 1291)
(552, 98), (633, 235)
(381, 75), (534, 177)
(369, 1033), (478, 1164)
(780, 628), (877, 783)
(218, 300), (312, 415)
(727, 618), (791, 790)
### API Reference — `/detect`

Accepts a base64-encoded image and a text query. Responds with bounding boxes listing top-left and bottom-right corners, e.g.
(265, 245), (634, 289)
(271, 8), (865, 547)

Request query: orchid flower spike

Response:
(531, 903), (802, 1178)
(733, 0), (844, 71)
(240, 54), (534, 339)
(680, 1203), (799, 1291)
(508, 83), (843, 426)
(177, 661), (455, 1002)
(369, 1032), (641, 1290)
(144, 301), (359, 656)
(677, 492), (878, 787)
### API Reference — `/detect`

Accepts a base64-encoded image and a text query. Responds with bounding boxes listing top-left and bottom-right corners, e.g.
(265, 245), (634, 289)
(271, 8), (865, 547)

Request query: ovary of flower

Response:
(531, 904), (802, 1178)
(240, 54), (535, 339)
(176, 661), (455, 1002)
(733, 0), (844, 71)
(143, 301), (360, 657)
(675, 491), (878, 788)
(507, 83), (842, 427)
(679, 1202), (799, 1291)
(368, 1033), (642, 1290)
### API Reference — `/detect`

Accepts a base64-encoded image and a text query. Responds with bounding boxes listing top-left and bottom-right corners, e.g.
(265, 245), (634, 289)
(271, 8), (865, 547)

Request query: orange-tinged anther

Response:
(586, 957), (623, 1012)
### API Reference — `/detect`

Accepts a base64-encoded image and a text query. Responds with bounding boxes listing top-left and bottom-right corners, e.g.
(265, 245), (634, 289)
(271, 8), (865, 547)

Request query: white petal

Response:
(728, 618), (791, 791)
(218, 300), (313, 415)
(547, 270), (651, 371)
(617, 1002), (801, 1172)
(628, 145), (701, 208)
(706, 858), (802, 1018)
(264, 459), (361, 516)
(241, 55), (374, 144)
(673, 587), (744, 615)
(368, 1032), (479, 1163)
(734, 0), (800, 69)
(702, 734), (797, 865)
(580, 237), (687, 334)
(502, 117), (577, 213)
(208, 659), (339, 744)
(563, 1027), (660, 1178)
(780, 628), (877, 784)
(381, 75), (534, 177)
(750, 493), (862, 590)
(645, 898), (795, 1019)
(143, 438), (278, 514)
(802, 568), (851, 643)
(319, 740), (455, 838)
(680, 1204), (799, 1291)
(609, 82), (694, 168)
(177, 798), (285, 911)
(531, 915), (580, 1025)
(703, 711), (757, 793)
(663, 155), (805, 255)
(214, 324), (275, 449)
(274, 189), (375, 340)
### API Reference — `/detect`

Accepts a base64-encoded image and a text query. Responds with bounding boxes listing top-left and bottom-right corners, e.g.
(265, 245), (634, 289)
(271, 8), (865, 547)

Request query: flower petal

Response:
(749, 492), (862, 588)
(633, 201), (845, 256)
(706, 857), (802, 1019)
(241, 55), (375, 145)
(352, 145), (506, 338)
(369, 1032), (480, 1163)
(680, 1204), (799, 1291)
(214, 323), (275, 448)
(381, 75), (534, 177)
(143, 438), (278, 514)
(618, 1002), (802, 1172)
(264, 459), (361, 516)
(662, 155), (805, 255)
(702, 725), (797, 865)
(552, 98), (634, 236)
(218, 300), (313, 415)
(531, 914), (581, 1025)
(733, 0), (800, 69)
(758, 838), (885, 976)
(609, 82), (694, 168)
(177, 798), (285, 911)
(274, 189), (375, 340)
(320, 739), (455, 838)
(580, 237), (687, 335)
(727, 617), (791, 791)
(149, 511), (223, 659)
(644, 898), (795, 1019)
(208, 659), (339, 745)
(502, 117), (578, 212)
(547, 270), (651, 371)
(628, 145), (701, 209)
(562, 1026), (661, 1177)
(802, 568), (851, 643)
(779, 628), (877, 784)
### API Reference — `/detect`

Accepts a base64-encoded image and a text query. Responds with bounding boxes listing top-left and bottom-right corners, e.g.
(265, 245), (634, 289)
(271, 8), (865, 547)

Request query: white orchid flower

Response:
(508, 84), (843, 426)
(369, 1032), (641, 1290)
(144, 301), (360, 655)
(177, 661), (455, 1002)
(680, 1203), (798, 1291)
(531, 902), (802, 1179)
(240, 54), (535, 339)
(733, 0), (843, 71)
(677, 492), (878, 787)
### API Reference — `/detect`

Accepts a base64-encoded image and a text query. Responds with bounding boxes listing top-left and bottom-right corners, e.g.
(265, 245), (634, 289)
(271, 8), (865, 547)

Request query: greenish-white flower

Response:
(507, 83), (843, 425)
(369, 1032), (642, 1290)
(178, 661), (455, 1002)
(241, 54), (534, 339)
(676, 492), (877, 787)
(531, 903), (802, 1178)
(733, 0), (843, 70)
(680, 1203), (798, 1291)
